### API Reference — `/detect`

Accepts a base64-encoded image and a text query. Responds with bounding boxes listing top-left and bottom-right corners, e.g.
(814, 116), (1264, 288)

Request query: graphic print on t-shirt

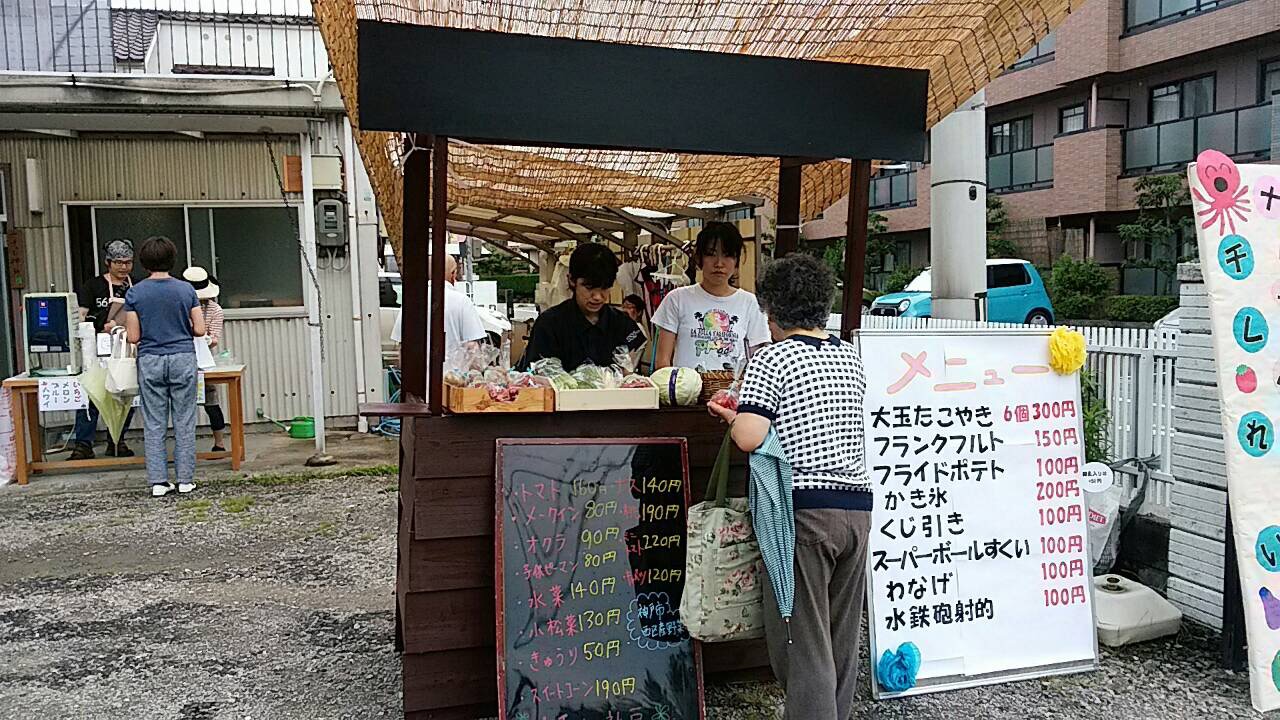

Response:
(653, 284), (769, 371)
(691, 308), (741, 362)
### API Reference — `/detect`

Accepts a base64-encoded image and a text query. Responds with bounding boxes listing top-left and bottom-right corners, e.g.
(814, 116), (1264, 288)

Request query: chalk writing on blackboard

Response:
(496, 439), (705, 720)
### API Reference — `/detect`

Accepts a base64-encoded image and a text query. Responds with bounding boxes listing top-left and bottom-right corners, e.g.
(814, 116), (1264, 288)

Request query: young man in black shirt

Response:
(521, 243), (644, 371)
(71, 238), (137, 459)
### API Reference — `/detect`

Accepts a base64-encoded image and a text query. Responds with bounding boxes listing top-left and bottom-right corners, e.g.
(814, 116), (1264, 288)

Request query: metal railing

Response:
(1124, 0), (1243, 34)
(0, 0), (330, 79)
(1122, 103), (1272, 174)
(869, 169), (917, 210)
(987, 144), (1053, 193)
(1008, 32), (1055, 72)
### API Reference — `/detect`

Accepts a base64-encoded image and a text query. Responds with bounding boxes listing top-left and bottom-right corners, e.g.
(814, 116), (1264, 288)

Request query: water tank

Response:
(1093, 575), (1183, 647)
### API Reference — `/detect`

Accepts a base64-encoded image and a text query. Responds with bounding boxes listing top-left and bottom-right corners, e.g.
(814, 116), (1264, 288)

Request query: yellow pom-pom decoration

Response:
(1048, 327), (1087, 375)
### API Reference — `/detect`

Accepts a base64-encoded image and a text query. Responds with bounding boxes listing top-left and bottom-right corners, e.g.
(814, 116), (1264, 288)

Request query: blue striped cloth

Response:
(749, 427), (795, 622)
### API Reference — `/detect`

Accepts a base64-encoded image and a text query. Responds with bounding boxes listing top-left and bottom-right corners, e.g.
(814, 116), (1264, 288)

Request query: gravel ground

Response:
(0, 473), (1269, 720)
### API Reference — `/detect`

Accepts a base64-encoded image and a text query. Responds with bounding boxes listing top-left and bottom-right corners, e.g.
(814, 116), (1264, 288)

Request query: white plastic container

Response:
(1093, 575), (1182, 647)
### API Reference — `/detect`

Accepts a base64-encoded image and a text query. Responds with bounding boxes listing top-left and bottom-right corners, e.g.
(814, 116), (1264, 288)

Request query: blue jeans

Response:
(138, 353), (198, 486)
(73, 404), (135, 446)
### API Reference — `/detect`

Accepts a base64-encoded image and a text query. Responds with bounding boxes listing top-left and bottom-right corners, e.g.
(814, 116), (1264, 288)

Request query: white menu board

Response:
(860, 328), (1098, 697)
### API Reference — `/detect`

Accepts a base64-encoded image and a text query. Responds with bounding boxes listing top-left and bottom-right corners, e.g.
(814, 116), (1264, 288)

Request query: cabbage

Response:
(650, 367), (703, 406)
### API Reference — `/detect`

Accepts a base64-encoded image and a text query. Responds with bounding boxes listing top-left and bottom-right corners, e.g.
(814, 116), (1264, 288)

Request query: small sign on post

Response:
(38, 378), (88, 412)
(1080, 462), (1115, 493)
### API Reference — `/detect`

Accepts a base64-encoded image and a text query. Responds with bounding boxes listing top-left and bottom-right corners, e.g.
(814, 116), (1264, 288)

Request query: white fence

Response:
(854, 315), (1178, 517)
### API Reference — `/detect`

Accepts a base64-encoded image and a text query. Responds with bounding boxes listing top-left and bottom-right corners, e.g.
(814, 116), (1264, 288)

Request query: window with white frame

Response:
(69, 204), (304, 309)
(1059, 104), (1087, 134)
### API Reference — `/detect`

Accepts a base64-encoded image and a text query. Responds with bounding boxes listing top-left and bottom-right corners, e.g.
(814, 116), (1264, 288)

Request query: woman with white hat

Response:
(183, 267), (227, 452)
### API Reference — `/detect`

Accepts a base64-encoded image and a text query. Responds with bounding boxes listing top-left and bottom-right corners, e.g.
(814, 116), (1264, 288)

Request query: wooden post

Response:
(399, 135), (431, 403)
(775, 158), (802, 257)
(841, 160), (872, 340)
(428, 136), (449, 416)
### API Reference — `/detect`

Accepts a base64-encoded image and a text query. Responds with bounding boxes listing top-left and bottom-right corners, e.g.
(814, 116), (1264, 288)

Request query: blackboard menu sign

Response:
(496, 438), (705, 720)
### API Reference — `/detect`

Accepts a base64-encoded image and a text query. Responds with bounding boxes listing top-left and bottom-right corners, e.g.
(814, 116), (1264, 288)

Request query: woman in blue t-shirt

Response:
(124, 236), (207, 497)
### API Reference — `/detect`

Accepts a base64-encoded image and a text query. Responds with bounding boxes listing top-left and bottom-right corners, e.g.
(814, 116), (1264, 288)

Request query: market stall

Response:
(2, 366), (246, 486)
(0, 290), (248, 486)
(338, 18), (930, 720)
(317, 0), (1074, 716)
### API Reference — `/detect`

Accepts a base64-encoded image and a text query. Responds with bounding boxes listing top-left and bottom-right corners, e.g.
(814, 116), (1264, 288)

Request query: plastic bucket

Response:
(288, 416), (316, 439)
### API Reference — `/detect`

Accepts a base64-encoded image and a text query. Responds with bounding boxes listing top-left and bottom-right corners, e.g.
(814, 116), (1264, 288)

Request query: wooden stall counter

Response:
(394, 406), (768, 719)
(3, 365), (247, 485)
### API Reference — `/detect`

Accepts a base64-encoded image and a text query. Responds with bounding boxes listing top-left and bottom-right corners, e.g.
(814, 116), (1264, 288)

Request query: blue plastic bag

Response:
(876, 642), (922, 692)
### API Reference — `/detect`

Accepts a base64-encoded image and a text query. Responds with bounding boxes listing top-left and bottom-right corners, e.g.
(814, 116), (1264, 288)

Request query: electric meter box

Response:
(316, 199), (347, 251)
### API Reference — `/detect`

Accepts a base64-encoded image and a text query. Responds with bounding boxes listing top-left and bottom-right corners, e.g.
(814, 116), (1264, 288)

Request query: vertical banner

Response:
(861, 329), (1097, 696)
(1190, 153), (1280, 712)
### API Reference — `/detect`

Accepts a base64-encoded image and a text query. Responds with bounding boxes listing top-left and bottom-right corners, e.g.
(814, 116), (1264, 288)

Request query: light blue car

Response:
(871, 259), (1055, 325)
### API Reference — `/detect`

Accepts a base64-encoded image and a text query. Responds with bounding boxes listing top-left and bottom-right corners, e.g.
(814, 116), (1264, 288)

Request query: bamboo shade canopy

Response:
(314, 0), (1072, 251)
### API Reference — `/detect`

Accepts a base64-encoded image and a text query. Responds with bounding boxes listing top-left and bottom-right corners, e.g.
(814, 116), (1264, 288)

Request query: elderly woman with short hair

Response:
(708, 253), (871, 720)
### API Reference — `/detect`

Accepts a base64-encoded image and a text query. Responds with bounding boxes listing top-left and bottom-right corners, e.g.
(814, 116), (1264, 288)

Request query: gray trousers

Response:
(137, 353), (198, 486)
(763, 508), (872, 720)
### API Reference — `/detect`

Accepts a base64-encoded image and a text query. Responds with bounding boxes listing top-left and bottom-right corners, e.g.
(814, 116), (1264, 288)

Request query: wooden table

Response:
(3, 365), (246, 486)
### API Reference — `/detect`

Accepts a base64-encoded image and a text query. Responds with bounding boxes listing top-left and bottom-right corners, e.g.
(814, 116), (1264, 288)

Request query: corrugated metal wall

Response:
(220, 270), (356, 420)
(0, 134), (297, 292)
(0, 127), (364, 424)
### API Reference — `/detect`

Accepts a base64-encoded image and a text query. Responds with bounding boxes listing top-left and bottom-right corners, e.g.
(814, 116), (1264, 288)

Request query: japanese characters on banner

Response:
(861, 330), (1097, 696)
(1189, 153), (1280, 713)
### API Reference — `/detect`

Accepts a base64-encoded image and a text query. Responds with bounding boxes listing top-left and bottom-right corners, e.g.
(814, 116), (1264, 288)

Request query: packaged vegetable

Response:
(571, 362), (622, 390)
(530, 358), (578, 391)
(613, 344), (640, 377)
(621, 374), (656, 389)
(710, 388), (739, 411)
(651, 367), (703, 406)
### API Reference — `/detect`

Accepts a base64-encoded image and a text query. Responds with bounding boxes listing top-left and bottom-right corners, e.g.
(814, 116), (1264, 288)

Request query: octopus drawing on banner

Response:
(1192, 148), (1251, 236)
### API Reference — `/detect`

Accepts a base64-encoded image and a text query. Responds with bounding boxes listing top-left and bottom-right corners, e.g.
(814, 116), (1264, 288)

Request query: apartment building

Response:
(806, 0), (1279, 294)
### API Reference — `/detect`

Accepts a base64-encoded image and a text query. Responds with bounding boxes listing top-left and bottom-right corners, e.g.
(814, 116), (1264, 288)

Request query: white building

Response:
(0, 0), (385, 429)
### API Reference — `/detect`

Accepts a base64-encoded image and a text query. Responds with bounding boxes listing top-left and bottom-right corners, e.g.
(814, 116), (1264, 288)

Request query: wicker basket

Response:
(698, 371), (737, 405)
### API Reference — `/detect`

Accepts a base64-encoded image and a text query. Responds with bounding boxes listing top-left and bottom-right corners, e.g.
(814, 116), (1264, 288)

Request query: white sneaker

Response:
(151, 483), (176, 498)
(178, 482), (196, 494)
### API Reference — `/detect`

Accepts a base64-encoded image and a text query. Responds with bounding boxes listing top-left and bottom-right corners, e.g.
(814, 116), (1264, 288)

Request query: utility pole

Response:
(929, 90), (988, 321)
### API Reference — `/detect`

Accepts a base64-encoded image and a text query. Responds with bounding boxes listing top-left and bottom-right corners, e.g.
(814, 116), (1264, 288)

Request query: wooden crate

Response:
(554, 386), (659, 411)
(444, 385), (554, 413)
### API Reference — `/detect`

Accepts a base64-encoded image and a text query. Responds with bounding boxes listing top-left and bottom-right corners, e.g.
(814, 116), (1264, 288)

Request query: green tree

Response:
(884, 265), (925, 294)
(986, 195), (1020, 258)
(475, 253), (535, 276)
(1047, 256), (1113, 320)
(1117, 175), (1194, 296)
(821, 211), (891, 281)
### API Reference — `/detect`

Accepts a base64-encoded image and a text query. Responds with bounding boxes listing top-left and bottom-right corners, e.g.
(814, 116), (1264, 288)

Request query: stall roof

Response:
(314, 0), (1071, 250)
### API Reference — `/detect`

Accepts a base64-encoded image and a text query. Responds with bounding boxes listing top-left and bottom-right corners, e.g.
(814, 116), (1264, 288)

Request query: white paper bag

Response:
(194, 336), (216, 370)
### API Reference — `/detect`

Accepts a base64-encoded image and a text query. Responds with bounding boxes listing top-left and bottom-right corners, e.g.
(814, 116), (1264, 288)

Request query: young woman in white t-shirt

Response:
(652, 221), (770, 372)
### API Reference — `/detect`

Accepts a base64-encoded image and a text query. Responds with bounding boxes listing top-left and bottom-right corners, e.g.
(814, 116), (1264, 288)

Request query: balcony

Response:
(1122, 103), (1272, 174)
(1, 0), (329, 80)
(987, 145), (1053, 193)
(869, 169), (918, 210)
(1124, 0), (1248, 34)
(1006, 32), (1055, 73)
